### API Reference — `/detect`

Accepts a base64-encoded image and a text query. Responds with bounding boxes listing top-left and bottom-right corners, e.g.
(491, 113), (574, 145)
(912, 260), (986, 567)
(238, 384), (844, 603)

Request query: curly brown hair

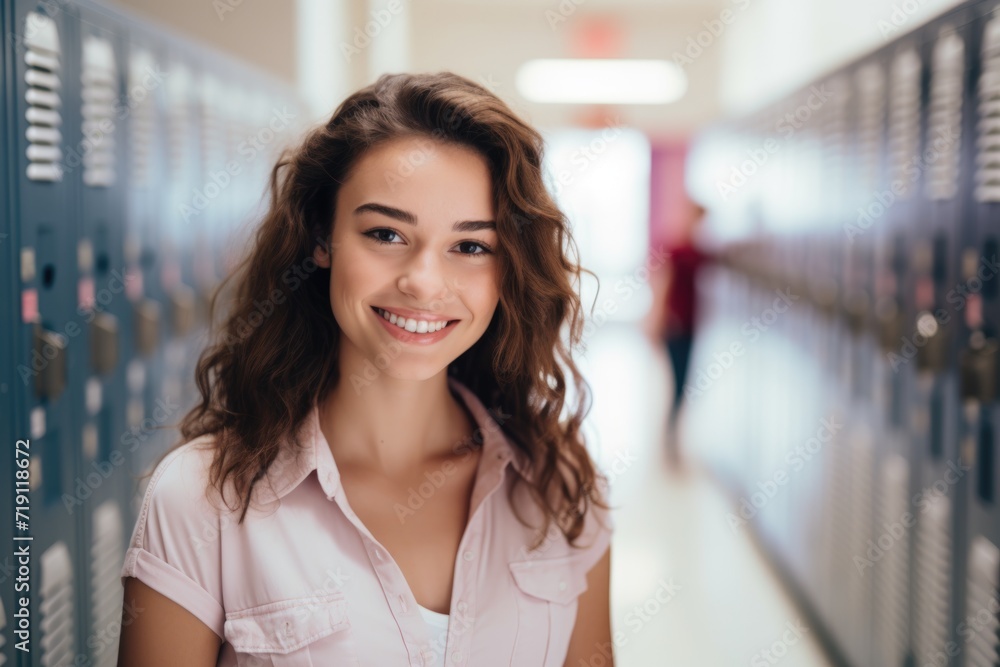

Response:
(140, 71), (610, 552)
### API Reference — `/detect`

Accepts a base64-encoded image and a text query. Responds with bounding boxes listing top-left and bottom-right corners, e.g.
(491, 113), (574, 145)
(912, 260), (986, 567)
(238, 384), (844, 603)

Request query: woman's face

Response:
(314, 134), (500, 384)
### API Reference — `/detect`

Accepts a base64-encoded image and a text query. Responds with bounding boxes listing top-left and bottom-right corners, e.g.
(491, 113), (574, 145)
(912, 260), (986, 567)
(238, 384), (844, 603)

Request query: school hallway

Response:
(584, 323), (836, 667)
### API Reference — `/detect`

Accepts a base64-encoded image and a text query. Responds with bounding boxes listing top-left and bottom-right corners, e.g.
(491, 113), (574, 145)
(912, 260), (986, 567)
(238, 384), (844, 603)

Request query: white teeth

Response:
(376, 308), (451, 333)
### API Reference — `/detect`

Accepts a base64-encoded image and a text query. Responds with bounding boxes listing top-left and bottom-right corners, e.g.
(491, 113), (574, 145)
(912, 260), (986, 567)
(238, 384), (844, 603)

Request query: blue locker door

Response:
(8, 2), (85, 665)
(72, 2), (130, 665)
(121, 36), (171, 507)
(1, 1), (15, 664)
(961, 5), (1000, 667)
(883, 38), (927, 667)
(911, 15), (975, 667)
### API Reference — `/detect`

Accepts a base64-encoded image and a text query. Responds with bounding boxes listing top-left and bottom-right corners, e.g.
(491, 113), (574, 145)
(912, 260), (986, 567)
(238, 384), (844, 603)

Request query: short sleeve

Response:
(120, 440), (225, 639)
(569, 472), (615, 578)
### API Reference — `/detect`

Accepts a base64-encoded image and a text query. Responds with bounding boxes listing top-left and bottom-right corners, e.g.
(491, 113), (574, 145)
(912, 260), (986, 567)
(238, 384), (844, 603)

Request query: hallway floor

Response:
(582, 324), (836, 666)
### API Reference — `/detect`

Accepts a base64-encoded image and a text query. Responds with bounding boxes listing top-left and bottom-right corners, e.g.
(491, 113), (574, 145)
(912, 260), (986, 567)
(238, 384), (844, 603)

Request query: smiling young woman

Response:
(117, 71), (615, 667)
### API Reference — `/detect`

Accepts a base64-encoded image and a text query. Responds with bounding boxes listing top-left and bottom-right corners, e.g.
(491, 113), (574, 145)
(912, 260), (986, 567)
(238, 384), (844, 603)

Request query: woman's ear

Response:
(313, 240), (331, 268)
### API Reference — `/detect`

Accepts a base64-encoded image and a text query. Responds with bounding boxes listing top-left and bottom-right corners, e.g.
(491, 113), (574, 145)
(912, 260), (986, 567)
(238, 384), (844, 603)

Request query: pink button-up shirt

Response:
(121, 376), (614, 666)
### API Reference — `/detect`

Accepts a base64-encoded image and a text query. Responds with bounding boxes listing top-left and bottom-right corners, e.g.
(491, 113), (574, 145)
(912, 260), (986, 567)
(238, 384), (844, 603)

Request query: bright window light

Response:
(516, 58), (687, 105)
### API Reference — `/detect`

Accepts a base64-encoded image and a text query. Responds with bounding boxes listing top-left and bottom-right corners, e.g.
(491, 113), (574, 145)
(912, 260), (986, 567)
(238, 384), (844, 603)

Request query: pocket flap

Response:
(224, 593), (350, 654)
(509, 555), (588, 604)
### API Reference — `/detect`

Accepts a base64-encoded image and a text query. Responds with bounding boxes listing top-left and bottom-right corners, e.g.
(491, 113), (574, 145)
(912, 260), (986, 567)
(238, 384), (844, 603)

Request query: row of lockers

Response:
(686, 1), (1000, 666)
(1, 0), (305, 665)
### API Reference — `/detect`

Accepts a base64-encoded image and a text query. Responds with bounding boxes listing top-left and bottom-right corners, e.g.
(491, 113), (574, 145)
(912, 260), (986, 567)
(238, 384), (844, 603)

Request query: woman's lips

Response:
(371, 306), (459, 344)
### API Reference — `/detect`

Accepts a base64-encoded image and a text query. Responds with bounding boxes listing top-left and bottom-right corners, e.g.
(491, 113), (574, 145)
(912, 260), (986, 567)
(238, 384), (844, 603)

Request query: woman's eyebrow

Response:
(354, 202), (496, 232)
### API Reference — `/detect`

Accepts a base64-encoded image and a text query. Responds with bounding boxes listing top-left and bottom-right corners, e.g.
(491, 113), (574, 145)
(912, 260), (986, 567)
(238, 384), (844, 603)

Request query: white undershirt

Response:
(416, 603), (450, 667)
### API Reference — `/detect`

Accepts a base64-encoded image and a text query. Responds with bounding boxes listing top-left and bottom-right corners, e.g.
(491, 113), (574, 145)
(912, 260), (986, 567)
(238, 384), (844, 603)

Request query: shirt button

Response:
(462, 550), (474, 561)
(558, 580), (567, 591)
(451, 650), (463, 663)
(457, 600), (468, 613)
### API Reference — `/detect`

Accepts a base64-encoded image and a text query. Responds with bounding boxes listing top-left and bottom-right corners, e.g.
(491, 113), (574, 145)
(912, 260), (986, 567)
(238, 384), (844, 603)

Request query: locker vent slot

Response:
(199, 75), (225, 180)
(889, 48), (921, 199)
(91, 501), (124, 667)
(977, 17), (1000, 202)
(830, 416), (853, 623)
(823, 76), (849, 187)
(913, 493), (952, 662)
(987, 238), (1000, 300)
(856, 63), (885, 192)
(167, 64), (193, 184)
(81, 35), (117, 187)
(980, 418), (995, 503)
(965, 535), (1000, 666)
(0, 593), (6, 665)
(128, 50), (155, 188)
(875, 453), (910, 667)
(927, 29), (964, 201)
(40, 541), (76, 666)
(848, 426), (874, 647)
(23, 12), (63, 182)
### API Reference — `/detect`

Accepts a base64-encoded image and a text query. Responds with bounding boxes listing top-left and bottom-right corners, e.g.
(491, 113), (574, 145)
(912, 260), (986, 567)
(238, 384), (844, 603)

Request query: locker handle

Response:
(134, 299), (160, 358)
(90, 312), (118, 375)
(33, 324), (67, 400)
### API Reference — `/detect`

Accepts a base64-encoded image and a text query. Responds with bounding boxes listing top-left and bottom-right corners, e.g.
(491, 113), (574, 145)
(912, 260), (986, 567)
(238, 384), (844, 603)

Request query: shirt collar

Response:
(256, 376), (532, 504)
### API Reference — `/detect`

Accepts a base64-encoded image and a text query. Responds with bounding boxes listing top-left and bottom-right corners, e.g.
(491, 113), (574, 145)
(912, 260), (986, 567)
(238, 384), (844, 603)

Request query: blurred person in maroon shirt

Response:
(646, 200), (713, 469)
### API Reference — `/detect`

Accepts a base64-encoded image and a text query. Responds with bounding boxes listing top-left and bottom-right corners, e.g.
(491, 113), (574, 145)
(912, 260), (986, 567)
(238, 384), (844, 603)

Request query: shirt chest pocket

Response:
(508, 555), (589, 667)
(224, 592), (360, 667)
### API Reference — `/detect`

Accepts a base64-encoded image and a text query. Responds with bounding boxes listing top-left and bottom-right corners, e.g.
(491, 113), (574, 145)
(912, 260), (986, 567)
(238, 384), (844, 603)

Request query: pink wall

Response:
(649, 140), (691, 252)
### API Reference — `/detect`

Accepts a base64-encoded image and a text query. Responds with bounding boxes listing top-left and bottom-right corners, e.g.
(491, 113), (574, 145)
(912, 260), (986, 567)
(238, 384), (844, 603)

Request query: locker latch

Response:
(915, 310), (949, 373)
(134, 298), (160, 358)
(33, 324), (67, 400)
(90, 312), (118, 375)
(170, 284), (196, 338)
(959, 333), (998, 403)
(875, 297), (903, 352)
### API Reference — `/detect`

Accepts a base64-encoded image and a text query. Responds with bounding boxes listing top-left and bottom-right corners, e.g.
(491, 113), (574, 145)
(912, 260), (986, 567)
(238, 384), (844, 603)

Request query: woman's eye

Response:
(457, 241), (494, 256)
(364, 229), (402, 245)
(364, 229), (494, 256)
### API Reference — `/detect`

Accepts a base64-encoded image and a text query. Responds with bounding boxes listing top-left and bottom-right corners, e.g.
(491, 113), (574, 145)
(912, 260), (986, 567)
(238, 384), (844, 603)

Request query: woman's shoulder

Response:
(147, 434), (215, 495)
(128, 435), (234, 549)
(123, 435), (230, 638)
(507, 469), (615, 576)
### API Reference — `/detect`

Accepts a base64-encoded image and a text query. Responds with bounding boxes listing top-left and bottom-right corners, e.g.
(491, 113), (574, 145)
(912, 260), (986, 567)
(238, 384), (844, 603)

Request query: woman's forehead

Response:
(337, 138), (496, 221)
